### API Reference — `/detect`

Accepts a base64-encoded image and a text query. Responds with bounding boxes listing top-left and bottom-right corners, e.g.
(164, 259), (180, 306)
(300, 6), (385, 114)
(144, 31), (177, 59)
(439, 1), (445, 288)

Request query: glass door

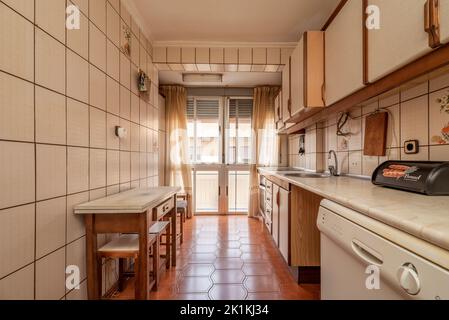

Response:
(223, 98), (253, 214)
(188, 96), (253, 215)
(188, 97), (225, 214)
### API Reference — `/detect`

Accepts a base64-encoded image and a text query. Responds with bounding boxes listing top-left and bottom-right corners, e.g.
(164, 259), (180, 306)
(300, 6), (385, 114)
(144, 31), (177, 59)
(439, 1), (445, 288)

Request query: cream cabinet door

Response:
(282, 59), (291, 124)
(367, 0), (431, 82)
(441, 0), (449, 43)
(272, 185), (280, 247)
(325, 0), (364, 106)
(278, 187), (290, 264)
(290, 39), (304, 117)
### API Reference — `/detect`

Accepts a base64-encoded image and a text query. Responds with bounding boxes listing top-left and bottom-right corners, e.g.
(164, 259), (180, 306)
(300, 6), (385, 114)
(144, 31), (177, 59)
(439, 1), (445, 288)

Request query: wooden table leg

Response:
(85, 215), (100, 300)
(171, 197), (177, 267)
(166, 222), (171, 269)
(153, 238), (160, 290)
(136, 211), (150, 300)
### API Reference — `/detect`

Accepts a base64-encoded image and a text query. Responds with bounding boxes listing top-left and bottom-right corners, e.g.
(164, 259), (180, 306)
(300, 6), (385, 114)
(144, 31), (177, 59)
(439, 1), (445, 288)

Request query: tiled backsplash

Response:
(289, 70), (449, 176)
(0, 0), (161, 299)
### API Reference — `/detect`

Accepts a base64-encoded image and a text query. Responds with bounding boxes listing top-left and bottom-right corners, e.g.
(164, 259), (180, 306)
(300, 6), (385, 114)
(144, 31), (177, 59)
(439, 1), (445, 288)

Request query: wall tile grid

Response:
(0, 0), (162, 300)
(288, 72), (449, 176)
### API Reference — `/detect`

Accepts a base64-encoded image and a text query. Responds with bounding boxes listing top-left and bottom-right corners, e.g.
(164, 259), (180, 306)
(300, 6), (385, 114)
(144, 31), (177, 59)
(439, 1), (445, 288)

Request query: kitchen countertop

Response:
(74, 187), (181, 214)
(258, 167), (449, 253)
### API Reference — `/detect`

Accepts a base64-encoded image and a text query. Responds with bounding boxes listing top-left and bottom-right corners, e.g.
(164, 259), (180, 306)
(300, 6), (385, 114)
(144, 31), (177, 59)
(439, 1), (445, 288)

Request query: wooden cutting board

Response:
(364, 112), (389, 156)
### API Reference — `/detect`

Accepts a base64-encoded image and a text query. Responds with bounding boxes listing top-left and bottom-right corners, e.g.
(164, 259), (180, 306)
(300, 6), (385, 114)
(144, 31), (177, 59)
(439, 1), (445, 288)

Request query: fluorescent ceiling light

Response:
(183, 73), (223, 83)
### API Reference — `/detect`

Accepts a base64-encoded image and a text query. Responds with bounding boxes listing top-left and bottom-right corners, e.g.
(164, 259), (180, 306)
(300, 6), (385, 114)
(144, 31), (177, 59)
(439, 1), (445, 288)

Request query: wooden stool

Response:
(97, 234), (157, 299)
(149, 221), (171, 290)
(176, 199), (187, 244)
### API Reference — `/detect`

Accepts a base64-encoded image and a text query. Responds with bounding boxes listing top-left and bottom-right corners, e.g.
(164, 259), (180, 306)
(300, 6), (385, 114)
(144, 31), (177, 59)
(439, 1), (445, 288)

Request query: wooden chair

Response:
(149, 221), (171, 290)
(176, 194), (189, 244)
(97, 234), (158, 299)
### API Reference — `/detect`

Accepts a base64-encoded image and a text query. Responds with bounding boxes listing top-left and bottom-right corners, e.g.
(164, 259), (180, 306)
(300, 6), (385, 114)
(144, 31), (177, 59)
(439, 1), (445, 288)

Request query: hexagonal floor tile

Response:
(242, 263), (273, 276)
(214, 258), (244, 270)
(244, 276), (280, 293)
(190, 245), (218, 253)
(188, 253), (217, 263)
(240, 244), (263, 253)
(215, 248), (242, 258)
(209, 284), (248, 300)
(183, 264), (215, 277)
(217, 240), (241, 249)
(241, 252), (267, 262)
(177, 277), (213, 293)
(212, 269), (246, 284)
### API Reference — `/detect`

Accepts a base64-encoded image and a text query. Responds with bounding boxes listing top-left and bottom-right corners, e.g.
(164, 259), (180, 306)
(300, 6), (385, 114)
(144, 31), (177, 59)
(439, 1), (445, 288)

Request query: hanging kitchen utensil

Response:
(364, 111), (388, 156)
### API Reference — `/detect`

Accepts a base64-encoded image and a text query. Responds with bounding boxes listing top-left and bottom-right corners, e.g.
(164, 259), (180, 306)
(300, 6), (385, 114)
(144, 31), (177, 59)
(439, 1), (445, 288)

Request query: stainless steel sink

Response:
(284, 173), (331, 179)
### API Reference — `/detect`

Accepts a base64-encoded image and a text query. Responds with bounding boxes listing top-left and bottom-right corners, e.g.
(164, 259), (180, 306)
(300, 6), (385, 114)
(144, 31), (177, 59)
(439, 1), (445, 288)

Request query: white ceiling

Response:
(132, 0), (340, 42)
(159, 71), (281, 87)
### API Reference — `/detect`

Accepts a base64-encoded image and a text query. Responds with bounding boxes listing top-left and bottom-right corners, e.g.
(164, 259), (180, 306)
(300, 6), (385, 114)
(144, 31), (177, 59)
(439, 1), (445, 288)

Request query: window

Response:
(227, 99), (253, 165)
(187, 98), (221, 164)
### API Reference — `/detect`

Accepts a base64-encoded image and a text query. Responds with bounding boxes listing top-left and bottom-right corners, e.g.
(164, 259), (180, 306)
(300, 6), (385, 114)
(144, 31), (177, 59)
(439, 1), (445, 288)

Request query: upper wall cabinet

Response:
(367, 0), (432, 83)
(325, 0), (364, 106)
(290, 38), (304, 118)
(441, 0), (449, 43)
(289, 31), (325, 119)
(282, 58), (291, 126)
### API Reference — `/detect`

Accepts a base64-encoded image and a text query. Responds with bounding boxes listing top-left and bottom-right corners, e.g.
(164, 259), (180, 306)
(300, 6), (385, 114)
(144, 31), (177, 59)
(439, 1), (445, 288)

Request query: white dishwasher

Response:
(317, 200), (449, 300)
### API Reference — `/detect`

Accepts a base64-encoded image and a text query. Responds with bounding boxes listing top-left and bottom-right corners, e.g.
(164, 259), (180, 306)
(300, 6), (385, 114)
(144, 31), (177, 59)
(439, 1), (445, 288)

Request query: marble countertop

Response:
(74, 187), (181, 214)
(258, 167), (449, 252)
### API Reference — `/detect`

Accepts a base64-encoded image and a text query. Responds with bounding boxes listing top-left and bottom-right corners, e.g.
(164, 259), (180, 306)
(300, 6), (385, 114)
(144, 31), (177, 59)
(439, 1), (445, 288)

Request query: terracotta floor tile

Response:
(190, 245), (218, 253)
(177, 277), (213, 293)
(219, 235), (240, 241)
(209, 284), (248, 300)
(242, 263), (273, 276)
(214, 258), (244, 270)
(215, 248), (242, 258)
(211, 269), (246, 284)
(241, 252), (267, 262)
(188, 253), (217, 263)
(182, 264), (215, 277)
(113, 216), (320, 300)
(217, 240), (241, 249)
(244, 276), (280, 293)
(240, 244), (263, 253)
(195, 238), (219, 245)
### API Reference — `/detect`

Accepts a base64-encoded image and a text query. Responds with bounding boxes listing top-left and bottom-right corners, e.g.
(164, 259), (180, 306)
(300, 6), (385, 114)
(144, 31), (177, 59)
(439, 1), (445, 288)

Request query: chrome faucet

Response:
(328, 150), (339, 176)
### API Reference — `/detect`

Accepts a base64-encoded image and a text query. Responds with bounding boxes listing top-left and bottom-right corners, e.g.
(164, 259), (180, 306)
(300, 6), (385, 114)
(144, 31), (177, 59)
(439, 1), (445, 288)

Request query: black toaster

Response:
(372, 161), (449, 195)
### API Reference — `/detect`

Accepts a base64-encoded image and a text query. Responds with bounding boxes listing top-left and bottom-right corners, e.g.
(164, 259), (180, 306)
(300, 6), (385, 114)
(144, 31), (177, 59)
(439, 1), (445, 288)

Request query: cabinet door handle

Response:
(276, 191), (280, 207)
(321, 83), (326, 106)
(425, 0), (441, 48)
(287, 99), (292, 116)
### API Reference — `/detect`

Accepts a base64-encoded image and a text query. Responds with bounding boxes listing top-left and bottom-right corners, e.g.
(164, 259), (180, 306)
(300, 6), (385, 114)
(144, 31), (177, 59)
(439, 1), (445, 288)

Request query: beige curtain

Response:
(161, 86), (193, 217)
(248, 86), (280, 218)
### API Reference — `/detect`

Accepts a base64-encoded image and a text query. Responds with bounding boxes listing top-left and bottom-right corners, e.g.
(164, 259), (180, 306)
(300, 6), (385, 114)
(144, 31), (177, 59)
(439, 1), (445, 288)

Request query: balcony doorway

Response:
(187, 97), (253, 215)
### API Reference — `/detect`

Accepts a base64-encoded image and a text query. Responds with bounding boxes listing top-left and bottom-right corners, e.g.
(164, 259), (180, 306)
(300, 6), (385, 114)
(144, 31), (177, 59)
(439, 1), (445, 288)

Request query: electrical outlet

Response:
(404, 140), (419, 154)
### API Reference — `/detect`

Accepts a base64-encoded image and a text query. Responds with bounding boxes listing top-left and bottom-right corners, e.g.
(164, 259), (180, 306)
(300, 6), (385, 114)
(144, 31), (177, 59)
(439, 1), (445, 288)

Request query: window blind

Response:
(229, 99), (253, 119)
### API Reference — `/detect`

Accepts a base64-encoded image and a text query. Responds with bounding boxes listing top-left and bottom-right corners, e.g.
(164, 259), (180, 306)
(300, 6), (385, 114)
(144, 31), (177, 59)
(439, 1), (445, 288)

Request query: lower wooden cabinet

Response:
(261, 175), (322, 272)
(290, 185), (322, 267)
(278, 186), (290, 263)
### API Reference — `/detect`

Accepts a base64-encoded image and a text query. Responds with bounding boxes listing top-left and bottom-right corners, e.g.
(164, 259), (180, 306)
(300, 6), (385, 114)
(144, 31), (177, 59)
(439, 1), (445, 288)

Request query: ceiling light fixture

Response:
(182, 73), (223, 83)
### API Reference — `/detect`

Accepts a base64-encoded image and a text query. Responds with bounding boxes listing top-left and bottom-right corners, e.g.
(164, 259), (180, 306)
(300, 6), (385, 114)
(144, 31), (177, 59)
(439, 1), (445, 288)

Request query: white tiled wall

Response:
(289, 71), (449, 176)
(0, 0), (161, 300)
